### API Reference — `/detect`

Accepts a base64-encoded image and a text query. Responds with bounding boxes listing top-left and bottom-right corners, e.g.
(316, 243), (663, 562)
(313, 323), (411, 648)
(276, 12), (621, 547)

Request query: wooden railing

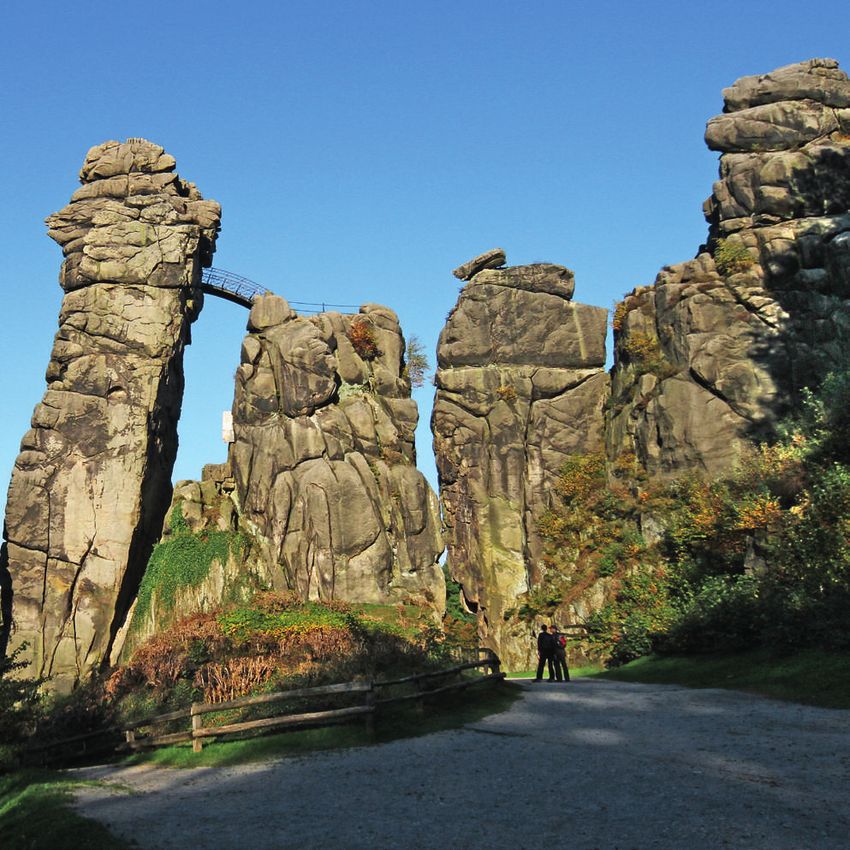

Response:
(558, 625), (590, 640)
(119, 647), (503, 754)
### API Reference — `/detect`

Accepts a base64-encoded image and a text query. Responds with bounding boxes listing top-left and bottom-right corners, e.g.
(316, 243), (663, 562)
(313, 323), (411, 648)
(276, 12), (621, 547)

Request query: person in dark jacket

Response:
(534, 625), (556, 681)
(550, 625), (571, 682)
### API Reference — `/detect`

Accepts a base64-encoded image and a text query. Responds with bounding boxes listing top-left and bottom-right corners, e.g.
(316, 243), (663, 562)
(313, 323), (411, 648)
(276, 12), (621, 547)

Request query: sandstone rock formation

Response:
(0, 139), (220, 688)
(116, 466), (268, 658)
(227, 296), (445, 609)
(434, 59), (850, 667)
(452, 248), (506, 281)
(609, 58), (850, 476)
(433, 259), (608, 667)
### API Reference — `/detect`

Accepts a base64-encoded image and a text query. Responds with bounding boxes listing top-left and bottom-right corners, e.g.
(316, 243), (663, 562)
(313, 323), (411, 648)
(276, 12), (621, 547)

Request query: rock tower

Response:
(433, 256), (608, 668)
(229, 296), (445, 608)
(610, 58), (850, 474)
(1, 140), (220, 688)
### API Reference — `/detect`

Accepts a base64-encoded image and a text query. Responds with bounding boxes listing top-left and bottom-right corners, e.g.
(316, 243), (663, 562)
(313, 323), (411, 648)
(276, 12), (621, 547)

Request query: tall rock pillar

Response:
(433, 254), (609, 668)
(228, 296), (445, 611)
(608, 58), (850, 476)
(1, 139), (220, 688)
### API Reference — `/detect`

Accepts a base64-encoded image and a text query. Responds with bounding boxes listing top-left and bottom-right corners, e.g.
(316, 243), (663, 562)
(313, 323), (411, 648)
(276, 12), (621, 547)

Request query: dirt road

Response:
(73, 679), (850, 849)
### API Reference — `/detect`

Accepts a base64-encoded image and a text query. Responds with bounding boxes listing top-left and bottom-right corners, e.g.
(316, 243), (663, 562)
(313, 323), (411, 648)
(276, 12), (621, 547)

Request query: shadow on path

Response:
(72, 679), (850, 850)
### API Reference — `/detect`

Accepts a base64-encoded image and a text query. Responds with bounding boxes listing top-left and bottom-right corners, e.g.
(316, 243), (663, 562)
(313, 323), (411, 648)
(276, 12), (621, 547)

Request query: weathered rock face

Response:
(434, 60), (850, 667)
(227, 296), (445, 611)
(433, 261), (608, 668)
(0, 139), (220, 688)
(609, 58), (850, 476)
(116, 466), (269, 658)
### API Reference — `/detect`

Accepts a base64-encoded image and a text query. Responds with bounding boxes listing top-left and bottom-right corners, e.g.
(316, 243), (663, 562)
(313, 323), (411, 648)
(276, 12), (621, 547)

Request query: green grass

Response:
(506, 665), (603, 679)
(0, 770), (131, 850)
(593, 649), (850, 709)
(125, 680), (521, 768)
(351, 602), (430, 635)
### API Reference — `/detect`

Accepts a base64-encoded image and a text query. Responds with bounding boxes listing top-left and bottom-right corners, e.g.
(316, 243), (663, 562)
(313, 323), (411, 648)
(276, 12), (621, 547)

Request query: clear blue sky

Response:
(1, 0), (848, 517)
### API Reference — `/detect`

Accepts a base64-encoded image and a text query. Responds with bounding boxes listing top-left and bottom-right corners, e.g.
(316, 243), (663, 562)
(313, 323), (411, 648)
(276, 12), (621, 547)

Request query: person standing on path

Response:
(551, 625), (570, 682)
(534, 625), (556, 681)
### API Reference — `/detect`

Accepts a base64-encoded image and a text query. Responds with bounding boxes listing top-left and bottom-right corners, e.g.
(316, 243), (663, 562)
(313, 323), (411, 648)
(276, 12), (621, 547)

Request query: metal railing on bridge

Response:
(201, 267), (360, 314)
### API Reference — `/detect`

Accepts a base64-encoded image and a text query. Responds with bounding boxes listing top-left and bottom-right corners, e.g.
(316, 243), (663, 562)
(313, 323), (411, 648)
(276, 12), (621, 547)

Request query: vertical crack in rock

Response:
(1, 139), (220, 690)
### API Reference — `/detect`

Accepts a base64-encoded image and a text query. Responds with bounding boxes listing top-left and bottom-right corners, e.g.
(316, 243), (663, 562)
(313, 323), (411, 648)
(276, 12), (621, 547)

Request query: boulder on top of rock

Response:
(722, 58), (850, 113)
(247, 294), (296, 331)
(452, 248), (506, 280)
(705, 100), (850, 154)
(473, 263), (575, 300)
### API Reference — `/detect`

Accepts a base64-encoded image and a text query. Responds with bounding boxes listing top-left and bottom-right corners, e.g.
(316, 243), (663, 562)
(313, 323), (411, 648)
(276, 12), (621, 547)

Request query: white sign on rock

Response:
(222, 411), (234, 443)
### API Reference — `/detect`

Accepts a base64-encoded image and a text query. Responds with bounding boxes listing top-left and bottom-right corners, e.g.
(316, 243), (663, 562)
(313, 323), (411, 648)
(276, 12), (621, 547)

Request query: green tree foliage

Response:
(0, 644), (43, 765)
(533, 365), (850, 664)
(404, 335), (430, 388)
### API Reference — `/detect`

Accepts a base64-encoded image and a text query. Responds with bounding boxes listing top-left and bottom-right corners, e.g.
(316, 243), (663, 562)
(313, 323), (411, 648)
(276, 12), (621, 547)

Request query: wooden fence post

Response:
(125, 729), (135, 749)
(364, 682), (376, 738)
(413, 676), (425, 716)
(490, 650), (501, 677)
(192, 703), (203, 753)
(484, 648), (500, 677)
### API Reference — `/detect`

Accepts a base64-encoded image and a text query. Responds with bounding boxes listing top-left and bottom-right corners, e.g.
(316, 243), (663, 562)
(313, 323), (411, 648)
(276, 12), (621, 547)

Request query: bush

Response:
(611, 301), (628, 332)
(714, 238), (755, 276)
(109, 592), (447, 709)
(660, 575), (762, 654)
(619, 329), (680, 379)
(0, 644), (43, 765)
(348, 318), (380, 360)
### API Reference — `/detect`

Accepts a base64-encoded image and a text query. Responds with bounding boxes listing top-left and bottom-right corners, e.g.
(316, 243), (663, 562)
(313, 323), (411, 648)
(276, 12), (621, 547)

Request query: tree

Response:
(404, 335), (430, 388)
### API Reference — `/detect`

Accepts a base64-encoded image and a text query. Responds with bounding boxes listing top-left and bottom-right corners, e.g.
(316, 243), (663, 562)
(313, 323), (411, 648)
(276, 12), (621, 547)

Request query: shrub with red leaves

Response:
(347, 319), (380, 360)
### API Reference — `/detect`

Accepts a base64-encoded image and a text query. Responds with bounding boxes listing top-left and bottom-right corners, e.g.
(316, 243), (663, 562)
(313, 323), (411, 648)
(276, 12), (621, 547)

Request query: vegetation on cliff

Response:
(110, 591), (464, 713)
(526, 366), (850, 666)
(132, 501), (249, 627)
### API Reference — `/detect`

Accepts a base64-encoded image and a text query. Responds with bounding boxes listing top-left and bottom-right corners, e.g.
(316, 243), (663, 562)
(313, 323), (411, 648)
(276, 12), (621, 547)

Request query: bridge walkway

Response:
(201, 267), (358, 314)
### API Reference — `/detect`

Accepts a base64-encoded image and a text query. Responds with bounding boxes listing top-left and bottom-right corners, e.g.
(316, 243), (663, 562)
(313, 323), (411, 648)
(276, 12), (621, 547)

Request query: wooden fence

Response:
(25, 647), (504, 763)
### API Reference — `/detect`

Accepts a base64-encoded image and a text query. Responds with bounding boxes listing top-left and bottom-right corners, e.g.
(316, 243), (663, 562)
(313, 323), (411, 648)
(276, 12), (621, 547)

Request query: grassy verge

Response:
(593, 649), (850, 709)
(0, 770), (131, 850)
(125, 680), (521, 768)
(506, 665), (603, 679)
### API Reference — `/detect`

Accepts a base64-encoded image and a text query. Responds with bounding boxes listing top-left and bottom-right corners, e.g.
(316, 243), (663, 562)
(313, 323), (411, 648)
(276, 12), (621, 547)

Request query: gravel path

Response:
(72, 679), (850, 849)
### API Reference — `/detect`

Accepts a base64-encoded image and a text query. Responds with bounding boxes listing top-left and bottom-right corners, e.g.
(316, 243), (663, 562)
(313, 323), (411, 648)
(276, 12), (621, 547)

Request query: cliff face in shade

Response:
(432, 263), (609, 668)
(227, 295), (445, 611)
(0, 139), (220, 689)
(609, 58), (850, 476)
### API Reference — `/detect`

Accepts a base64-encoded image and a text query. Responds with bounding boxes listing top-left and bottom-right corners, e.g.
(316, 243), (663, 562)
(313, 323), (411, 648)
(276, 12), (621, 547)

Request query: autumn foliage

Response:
(347, 318), (380, 360)
(107, 592), (438, 705)
(523, 367), (850, 664)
